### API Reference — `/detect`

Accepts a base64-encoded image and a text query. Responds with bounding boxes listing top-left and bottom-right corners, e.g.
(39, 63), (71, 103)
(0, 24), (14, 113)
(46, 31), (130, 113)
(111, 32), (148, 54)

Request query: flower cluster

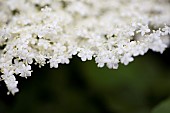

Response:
(0, 0), (170, 95)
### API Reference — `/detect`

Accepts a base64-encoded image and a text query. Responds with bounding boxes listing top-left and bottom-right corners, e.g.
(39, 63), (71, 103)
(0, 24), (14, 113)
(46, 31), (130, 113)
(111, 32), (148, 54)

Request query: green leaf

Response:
(151, 98), (170, 113)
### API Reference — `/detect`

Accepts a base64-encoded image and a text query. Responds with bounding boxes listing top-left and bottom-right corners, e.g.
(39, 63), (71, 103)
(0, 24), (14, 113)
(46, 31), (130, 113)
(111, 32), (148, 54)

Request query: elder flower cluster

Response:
(0, 0), (170, 95)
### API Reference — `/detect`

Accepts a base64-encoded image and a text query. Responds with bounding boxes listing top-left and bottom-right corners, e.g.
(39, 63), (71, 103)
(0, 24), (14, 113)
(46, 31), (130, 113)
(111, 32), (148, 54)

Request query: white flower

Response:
(137, 24), (150, 36)
(162, 25), (170, 35)
(14, 61), (32, 78)
(49, 57), (60, 68)
(78, 48), (93, 61)
(120, 53), (134, 65)
(0, 0), (170, 95)
(1, 69), (19, 95)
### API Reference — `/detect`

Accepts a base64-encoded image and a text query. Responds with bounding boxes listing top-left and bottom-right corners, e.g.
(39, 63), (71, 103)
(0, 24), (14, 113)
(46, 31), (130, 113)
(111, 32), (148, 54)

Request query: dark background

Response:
(0, 48), (170, 113)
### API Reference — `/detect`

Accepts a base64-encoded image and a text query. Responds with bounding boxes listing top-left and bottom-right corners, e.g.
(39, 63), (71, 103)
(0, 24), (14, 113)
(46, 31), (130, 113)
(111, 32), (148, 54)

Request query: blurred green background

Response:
(0, 49), (170, 113)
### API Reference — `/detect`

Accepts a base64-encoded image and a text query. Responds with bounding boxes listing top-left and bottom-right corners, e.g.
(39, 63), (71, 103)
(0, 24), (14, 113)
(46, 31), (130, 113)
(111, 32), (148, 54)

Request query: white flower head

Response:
(0, 0), (170, 95)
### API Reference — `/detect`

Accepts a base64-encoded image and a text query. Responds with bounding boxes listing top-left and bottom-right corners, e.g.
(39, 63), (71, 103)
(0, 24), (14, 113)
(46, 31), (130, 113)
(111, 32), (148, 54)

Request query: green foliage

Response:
(151, 98), (170, 113)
